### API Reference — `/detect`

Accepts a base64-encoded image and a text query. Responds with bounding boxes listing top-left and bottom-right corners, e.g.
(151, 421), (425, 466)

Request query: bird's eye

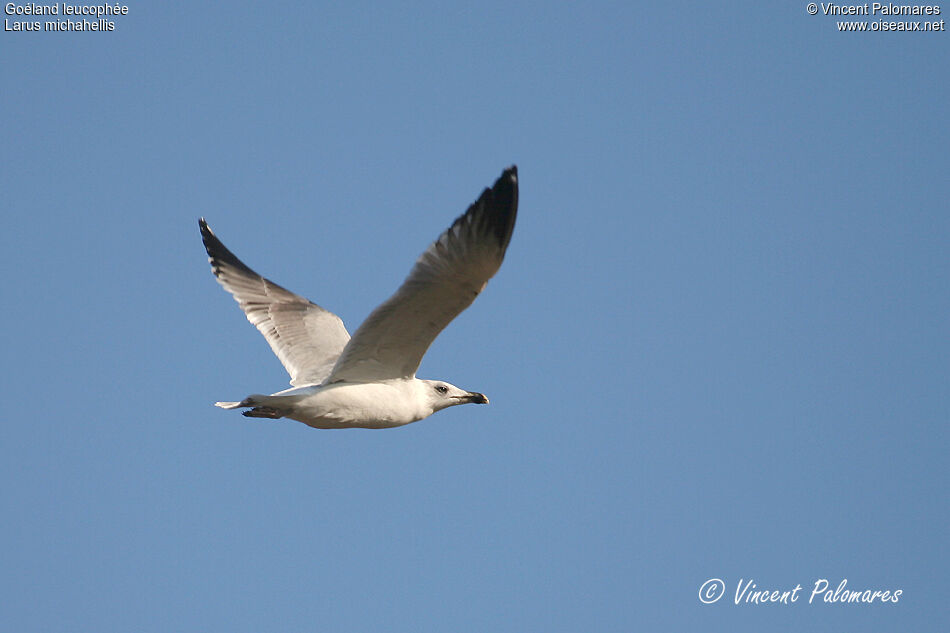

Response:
(436, 385), (448, 395)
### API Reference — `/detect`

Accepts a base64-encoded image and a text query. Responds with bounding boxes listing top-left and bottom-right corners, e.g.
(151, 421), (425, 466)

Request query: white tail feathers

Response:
(214, 401), (243, 409)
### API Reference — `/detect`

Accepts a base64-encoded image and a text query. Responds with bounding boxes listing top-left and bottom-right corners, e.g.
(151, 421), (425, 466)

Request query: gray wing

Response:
(326, 166), (518, 383)
(199, 219), (350, 387)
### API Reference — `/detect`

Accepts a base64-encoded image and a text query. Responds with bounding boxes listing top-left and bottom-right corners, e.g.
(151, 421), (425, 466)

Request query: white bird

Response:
(200, 166), (518, 429)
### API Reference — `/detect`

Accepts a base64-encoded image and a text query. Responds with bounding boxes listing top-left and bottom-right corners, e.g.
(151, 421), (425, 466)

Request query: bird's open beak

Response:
(462, 392), (489, 405)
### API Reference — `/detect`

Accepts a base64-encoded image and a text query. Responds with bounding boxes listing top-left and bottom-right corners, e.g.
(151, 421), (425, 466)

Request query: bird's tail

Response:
(214, 400), (243, 409)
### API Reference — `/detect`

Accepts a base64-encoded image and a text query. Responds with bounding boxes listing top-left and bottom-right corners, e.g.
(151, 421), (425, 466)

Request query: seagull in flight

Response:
(199, 166), (518, 429)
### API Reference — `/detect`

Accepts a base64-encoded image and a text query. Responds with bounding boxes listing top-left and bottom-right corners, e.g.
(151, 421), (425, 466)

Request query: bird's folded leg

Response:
(242, 407), (283, 419)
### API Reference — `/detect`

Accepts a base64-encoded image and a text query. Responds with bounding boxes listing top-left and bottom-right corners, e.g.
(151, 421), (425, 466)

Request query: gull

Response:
(199, 166), (518, 429)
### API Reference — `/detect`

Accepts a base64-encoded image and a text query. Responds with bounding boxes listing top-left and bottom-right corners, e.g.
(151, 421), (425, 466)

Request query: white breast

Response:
(289, 380), (431, 429)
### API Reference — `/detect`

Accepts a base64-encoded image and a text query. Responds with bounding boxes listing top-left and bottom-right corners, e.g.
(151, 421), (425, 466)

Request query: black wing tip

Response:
(487, 165), (518, 250)
(198, 217), (217, 248)
(198, 218), (216, 253)
(198, 217), (220, 258)
(198, 217), (257, 277)
(493, 165), (517, 202)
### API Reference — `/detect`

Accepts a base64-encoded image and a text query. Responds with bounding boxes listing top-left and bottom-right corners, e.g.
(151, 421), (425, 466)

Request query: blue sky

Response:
(2, 2), (947, 631)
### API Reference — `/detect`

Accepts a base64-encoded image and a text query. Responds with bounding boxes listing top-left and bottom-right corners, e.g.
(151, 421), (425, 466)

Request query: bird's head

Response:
(421, 379), (489, 413)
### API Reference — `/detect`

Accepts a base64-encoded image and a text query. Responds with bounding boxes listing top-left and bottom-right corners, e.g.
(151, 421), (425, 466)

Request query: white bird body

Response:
(201, 166), (517, 430)
(218, 379), (487, 429)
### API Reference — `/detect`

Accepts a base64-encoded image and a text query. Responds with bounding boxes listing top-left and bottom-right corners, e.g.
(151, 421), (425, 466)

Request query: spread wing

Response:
(326, 166), (518, 383)
(199, 219), (350, 386)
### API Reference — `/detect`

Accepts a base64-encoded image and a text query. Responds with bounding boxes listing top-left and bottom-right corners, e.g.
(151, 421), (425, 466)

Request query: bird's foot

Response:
(242, 407), (283, 419)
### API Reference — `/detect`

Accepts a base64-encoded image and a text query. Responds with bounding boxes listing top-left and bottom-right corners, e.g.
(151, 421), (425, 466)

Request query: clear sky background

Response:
(2, 2), (947, 631)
